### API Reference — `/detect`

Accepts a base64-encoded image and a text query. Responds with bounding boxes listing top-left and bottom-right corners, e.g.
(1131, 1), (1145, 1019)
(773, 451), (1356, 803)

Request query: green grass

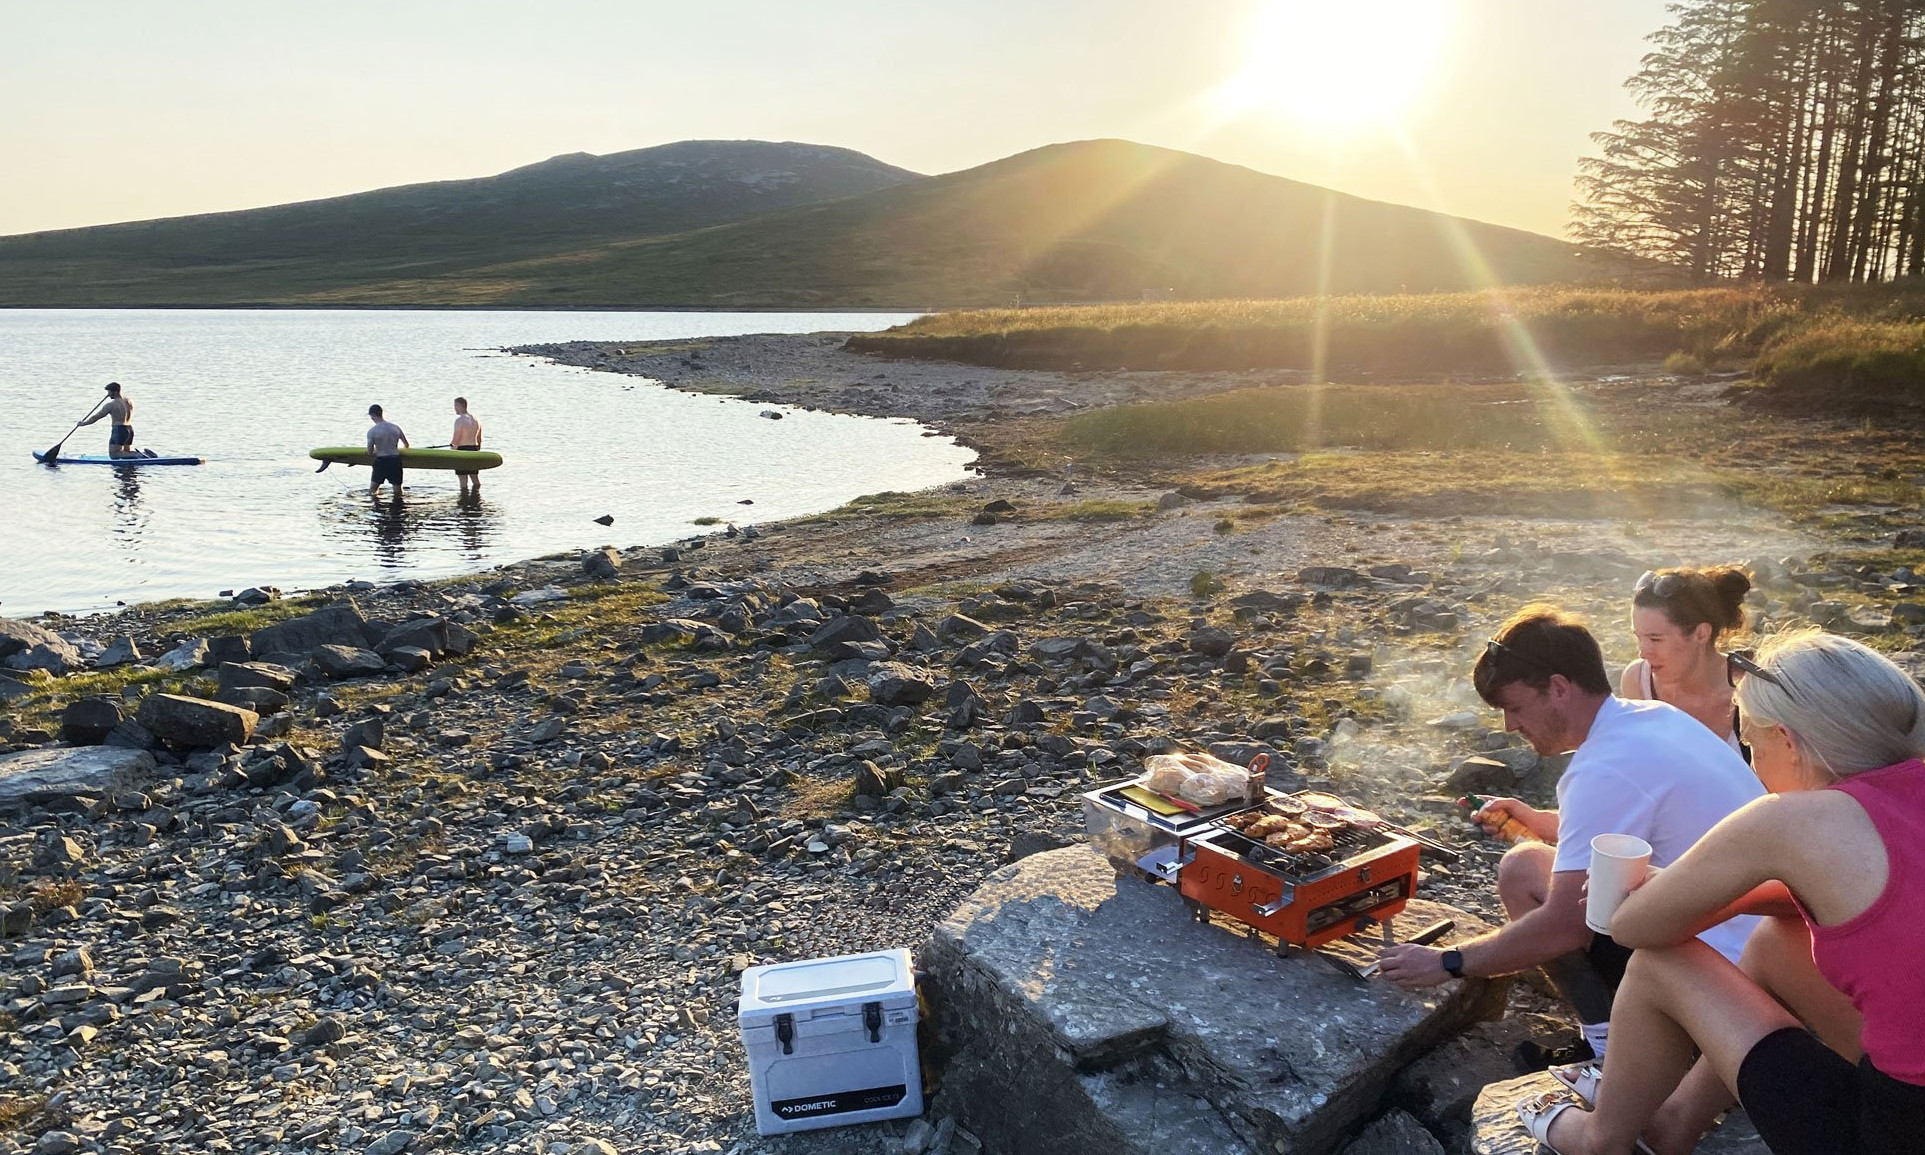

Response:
(1055, 499), (1156, 522)
(1754, 319), (1925, 411)
(851, 286), (1807, 372)
(691, 516), (724, 526)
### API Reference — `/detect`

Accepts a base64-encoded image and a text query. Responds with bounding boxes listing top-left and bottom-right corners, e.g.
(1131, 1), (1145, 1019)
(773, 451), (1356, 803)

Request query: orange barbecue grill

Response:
(1177, 823), (1421, 949)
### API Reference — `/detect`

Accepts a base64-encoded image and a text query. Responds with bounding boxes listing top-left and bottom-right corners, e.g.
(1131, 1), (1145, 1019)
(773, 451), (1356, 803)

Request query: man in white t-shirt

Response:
(1377, 605), (1763, 1065)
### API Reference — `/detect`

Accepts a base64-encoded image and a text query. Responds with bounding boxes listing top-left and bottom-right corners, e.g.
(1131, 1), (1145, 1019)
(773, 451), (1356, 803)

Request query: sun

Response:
(1216, 0), (1452, 133)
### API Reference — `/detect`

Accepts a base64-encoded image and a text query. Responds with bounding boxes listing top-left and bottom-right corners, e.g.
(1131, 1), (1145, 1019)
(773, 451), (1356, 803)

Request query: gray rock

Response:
(1445, 756), (1517, 794)
(529, 717), (566, 743)
(1229, 590), (1307, 615)
(1187, 626), (1238, 658)
(60, 696), (123, 746)
(868, 663), (936, 707)
(0, 745), (155, 810)
(926, 846), (1498, 1155)
(583, 547), (622, 580)
(387, 645), (433, 673)
(1388, 1013), (1564, 1150)
(939, 614), (992, 640)
(94, 635), (143, 668)
(312, 645), (387, 679)
(150, 638), (210, 672)
(217, 686), (291, 713)
(377, 617), (452, 658)
(218, 661), (296, 694)
(343, 717), (386, 752)
(137, 693), (258, 749)
(0, 617), (82, 676)
(1340, 1110), (1445, 1155)
(249, 600), (377, 660)
(362, 1131), (414, 1155)
(808, 614), (883, 655)
(207, 634), (253, 665)
(1299, 566), (1364, 588)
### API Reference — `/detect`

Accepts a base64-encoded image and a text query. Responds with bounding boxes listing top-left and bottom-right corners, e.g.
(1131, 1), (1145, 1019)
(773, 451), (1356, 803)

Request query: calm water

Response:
(0, 310), (973, 616)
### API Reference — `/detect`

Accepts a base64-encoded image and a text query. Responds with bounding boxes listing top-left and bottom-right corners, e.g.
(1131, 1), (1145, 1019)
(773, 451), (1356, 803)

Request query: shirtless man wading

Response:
(79, 382), (139, 458)
(366, 404), (409, 500)
(451, 396), (483, 495)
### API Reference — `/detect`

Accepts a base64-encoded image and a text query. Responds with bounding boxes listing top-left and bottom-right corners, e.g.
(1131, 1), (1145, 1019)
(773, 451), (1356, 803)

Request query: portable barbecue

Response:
(1176, 822), (1420, 949)
(1082, 779), (1425, 951)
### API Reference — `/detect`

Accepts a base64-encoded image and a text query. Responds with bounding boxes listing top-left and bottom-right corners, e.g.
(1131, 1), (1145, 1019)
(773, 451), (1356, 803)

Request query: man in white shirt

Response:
(1377, 605), (1763, 1065)
(450, 396), (483, 496)
(365, 404), (409, 500)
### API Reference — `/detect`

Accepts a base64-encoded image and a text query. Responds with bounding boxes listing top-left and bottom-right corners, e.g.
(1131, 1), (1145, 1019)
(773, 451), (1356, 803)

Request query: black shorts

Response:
(371, 457), (403, 487)
(110, 425), (135, 447)
(1588, 932), (1633, 989)
(1738, 1026), (1925, 1155)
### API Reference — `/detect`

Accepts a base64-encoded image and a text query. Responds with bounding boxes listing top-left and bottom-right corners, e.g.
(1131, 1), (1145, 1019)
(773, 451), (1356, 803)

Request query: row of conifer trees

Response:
(1573, 0), (1925, 283)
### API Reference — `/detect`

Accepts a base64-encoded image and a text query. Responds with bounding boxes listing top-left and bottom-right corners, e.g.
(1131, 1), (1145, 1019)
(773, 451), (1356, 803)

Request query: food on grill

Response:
(1302, 811), (1348, 831)
(1266, 828), (1333, 853)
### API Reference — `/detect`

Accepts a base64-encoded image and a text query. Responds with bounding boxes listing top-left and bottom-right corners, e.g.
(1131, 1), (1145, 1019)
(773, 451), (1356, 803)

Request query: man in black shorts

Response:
(1376, 607), (1762, 1068)
(79, 382), (138, 458)
(365, 404), (409, 500)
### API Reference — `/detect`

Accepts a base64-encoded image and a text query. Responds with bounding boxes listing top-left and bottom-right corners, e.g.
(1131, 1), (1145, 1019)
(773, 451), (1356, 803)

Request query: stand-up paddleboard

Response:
(34, 451), (203, 466)
(309, 447), (504, 472)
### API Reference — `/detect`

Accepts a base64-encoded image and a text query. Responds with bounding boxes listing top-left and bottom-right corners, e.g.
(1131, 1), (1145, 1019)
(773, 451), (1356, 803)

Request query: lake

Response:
(0, 310), (973, 616)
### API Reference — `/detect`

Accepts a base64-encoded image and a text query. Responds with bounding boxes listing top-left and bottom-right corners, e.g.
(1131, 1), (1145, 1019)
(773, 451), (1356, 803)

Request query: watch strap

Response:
(1441, 948), (1466, 978)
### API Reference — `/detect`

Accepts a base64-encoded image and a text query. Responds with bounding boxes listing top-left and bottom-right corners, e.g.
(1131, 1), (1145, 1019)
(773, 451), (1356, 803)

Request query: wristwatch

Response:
(1441, 949), (1466, 979)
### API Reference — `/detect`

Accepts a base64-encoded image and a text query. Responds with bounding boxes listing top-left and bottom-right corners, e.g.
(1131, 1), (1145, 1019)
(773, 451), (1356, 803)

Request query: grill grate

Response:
(1208, 824), (1392, 881)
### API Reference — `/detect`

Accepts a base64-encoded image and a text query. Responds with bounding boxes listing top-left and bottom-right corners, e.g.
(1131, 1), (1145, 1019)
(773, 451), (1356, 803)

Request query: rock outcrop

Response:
(0, 745), (155, 810)
(925, 846), (1501, 1155)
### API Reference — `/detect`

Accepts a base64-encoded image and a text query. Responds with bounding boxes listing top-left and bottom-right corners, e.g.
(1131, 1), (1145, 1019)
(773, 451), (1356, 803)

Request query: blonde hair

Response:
(1736, 630), (1925, 775)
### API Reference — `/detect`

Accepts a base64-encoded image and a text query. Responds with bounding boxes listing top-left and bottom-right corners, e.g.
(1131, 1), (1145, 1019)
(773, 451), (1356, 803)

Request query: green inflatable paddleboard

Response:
(309, 447), (503, 471)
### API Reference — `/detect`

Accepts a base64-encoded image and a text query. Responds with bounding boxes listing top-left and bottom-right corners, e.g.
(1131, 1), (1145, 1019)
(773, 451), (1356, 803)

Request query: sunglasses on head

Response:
(1634, 570), (1682, 599)
(1485, 637), (1557, 673)
(1728, 649), (1792, 693)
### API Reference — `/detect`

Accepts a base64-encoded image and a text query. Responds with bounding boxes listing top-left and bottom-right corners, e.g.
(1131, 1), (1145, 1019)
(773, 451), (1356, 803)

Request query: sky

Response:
(2, 0), (1674, 240)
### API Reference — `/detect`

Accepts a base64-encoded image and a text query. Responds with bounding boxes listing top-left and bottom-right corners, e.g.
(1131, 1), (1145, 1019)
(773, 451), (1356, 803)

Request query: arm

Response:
(78, 403), (107, 426)
(1610, 796), (1796, 949)
(400, 428), (411, 449)
(1379, 867), (1592, 987)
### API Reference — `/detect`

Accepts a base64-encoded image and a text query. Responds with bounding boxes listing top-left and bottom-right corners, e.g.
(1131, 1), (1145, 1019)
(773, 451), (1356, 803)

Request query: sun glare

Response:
(1217, 0), (1452, 133)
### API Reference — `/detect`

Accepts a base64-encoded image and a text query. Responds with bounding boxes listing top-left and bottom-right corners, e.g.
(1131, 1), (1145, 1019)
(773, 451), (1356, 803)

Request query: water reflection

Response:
(320, 491), (502, 571)
(109, 466), (147, 542)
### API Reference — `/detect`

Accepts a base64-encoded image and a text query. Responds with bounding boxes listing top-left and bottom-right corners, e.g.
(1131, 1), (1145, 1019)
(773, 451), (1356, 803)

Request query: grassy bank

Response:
(850, 284), (1925, 415)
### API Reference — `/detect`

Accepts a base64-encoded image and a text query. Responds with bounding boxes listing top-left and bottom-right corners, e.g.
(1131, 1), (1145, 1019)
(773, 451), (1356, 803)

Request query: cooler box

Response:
(737, 947), (923, 1136)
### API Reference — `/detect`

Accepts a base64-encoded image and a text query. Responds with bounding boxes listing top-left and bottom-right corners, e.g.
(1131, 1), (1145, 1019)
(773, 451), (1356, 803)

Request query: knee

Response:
(1739, 915), (1810, 983)
(1496, 842), (1553, 905)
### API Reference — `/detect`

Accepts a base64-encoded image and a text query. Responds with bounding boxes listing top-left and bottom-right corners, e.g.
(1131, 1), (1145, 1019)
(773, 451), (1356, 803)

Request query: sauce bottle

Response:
(1460, 793), (1537, 843)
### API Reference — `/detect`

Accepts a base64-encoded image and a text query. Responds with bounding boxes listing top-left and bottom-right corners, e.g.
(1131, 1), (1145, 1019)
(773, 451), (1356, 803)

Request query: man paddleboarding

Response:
(78, 382), (141, 458)
(451, 396), (483, 496)
(366, 404), (409, 500)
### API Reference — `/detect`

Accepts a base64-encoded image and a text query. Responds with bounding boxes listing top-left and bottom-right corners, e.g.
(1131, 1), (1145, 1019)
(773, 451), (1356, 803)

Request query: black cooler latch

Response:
(775, 1013), (795, 1055)
(863, 1002), (883, 1043)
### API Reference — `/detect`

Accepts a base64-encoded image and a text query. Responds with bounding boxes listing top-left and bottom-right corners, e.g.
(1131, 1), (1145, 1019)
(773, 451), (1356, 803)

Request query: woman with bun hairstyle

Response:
(1620, 566), (1753, 755)
(1520, 631), (1925, 1155)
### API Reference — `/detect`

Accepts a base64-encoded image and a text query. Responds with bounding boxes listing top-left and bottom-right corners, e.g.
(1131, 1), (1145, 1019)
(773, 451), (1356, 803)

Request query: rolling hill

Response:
(0, 139), (1642, 307)
(0, 140), (921, 305)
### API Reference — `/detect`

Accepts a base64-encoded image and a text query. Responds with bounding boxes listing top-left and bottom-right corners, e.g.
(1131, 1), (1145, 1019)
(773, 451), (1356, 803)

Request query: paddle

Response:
(42, 400), (103, 463)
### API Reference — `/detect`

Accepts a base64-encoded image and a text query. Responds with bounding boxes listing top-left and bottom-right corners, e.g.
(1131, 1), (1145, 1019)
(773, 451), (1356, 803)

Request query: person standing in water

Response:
(451, 396), (483, 496)
(366, 404), (409, 501)
(78, 382), (139, 458)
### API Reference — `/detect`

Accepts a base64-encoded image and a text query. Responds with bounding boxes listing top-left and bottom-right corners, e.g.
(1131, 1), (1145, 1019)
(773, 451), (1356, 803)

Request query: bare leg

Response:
(1499, 842), (1615, 1025)
(1642, 916), (1862, 1155)
(1544, 942), (1799, 1155)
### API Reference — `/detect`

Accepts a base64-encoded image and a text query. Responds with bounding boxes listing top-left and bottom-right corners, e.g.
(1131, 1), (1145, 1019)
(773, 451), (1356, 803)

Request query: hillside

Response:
(0, 140), (921, 306)
(0, 139), (1644, 307)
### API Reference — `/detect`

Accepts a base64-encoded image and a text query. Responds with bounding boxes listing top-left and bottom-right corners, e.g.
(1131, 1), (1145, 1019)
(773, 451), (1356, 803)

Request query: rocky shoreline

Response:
(4, 334), (1923, 1154)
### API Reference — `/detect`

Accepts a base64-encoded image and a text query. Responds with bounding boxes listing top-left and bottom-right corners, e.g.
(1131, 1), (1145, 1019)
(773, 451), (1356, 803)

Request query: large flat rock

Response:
(1469, 1072), (1766, 1154)
(0, 745), (155, 809)
(925, 845), (1500, 1155)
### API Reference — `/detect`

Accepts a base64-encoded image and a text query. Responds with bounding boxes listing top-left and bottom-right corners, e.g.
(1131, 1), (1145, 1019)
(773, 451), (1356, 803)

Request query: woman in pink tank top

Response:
(1518, 631), (1925, 1155)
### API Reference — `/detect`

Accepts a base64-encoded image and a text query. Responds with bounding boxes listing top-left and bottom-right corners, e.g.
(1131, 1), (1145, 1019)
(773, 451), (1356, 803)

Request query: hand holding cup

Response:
(1585, 833), (1653, 934)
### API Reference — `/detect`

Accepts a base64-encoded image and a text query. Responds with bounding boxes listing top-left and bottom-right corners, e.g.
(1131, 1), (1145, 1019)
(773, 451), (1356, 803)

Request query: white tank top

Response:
(1631, 657), (1746, 757)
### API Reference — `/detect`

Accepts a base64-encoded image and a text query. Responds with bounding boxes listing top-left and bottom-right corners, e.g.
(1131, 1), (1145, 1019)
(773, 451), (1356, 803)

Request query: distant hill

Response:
(0, 139), (1642, 307)
(0, 140), (921, 305)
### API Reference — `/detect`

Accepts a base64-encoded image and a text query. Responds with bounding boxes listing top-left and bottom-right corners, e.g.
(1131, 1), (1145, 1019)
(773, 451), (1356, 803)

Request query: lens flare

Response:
(1217, 0), (1452, 133)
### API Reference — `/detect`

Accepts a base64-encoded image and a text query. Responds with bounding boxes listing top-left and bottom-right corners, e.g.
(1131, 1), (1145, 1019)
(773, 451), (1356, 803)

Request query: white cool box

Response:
(737, 948), (924, 1136)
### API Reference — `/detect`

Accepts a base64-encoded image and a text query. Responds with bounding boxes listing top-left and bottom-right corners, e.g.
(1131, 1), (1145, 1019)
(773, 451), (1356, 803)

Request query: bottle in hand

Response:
(1460, 794), (1537, 843)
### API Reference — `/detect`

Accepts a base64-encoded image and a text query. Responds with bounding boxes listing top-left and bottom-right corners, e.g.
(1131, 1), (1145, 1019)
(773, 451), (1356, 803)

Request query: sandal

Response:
(1550, 1061), (1603, 1107)
(1516, 1086), (1658, 1154)
(1517, 1088), (1587, 1154)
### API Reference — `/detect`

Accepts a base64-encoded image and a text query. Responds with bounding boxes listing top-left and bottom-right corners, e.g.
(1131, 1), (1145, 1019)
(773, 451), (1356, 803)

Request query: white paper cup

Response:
(1585, 833), (1653, 935)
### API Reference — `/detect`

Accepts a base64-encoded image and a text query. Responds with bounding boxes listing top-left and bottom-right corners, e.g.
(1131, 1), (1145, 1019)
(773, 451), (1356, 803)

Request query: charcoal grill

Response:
(1175, 812), (1421, 949)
